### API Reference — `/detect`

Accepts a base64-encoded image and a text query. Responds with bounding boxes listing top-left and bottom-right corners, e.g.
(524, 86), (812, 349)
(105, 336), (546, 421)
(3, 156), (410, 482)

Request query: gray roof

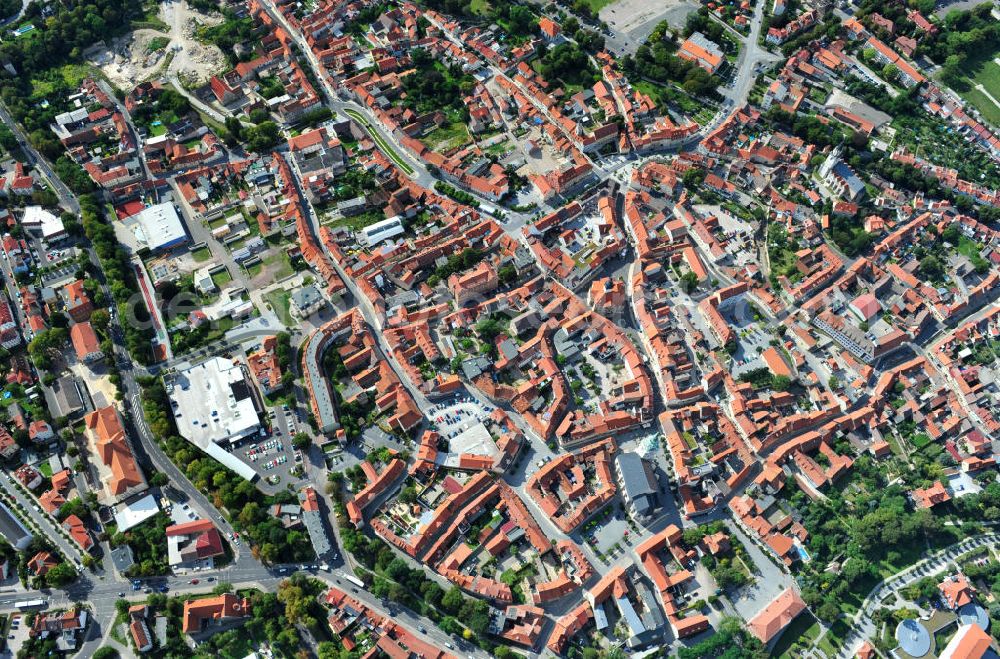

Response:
(110, 544), (136, 572)
(0, 503), (32, 551)
(462, 356), (492, 380)
(291, 284), (324, 309)
(44, 375), (86, 419)
(832, 161), (865, 199)
(593, 601), (609, 630)
(616, 595), (645, 636)
(305, 331), (338, 433)
(498, 339), (519, 360)
(895, 619), (930, 657)
(616, 452), (657, 517)
(959, 603), (990, 631)
(616, 453), (655, 498)
(298, 490), (332, 558)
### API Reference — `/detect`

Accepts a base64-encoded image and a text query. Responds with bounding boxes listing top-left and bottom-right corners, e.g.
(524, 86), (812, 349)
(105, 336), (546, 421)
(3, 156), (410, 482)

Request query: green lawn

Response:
(31, 63), (100, 96)
(325, 209), (386, 231)
(468, 0), (490, 15)
(38, 462), (53, 478)
(212, 267), (233, 288)
(245, 262), (263, 278)
(484, 140), (512, 156)
(772, 612), (820, 659)
(950, 46), (1000, 128)
(264, 289), (293, 326)
(577, 0), (616, 12)
(816, 620), (851, 658)
(956, 75), (1000, 128)
(190, 246), (212, 263)
(420, 121), (471, 153)
(262, 251), (294, 280)
(957, 235), (982, 259)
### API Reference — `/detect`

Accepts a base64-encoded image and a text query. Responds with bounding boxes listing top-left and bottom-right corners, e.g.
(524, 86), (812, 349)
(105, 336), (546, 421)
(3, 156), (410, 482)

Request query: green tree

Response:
(45, 562), (78, 588)
(441, 586), (465, 614)
(772, 375), (792, 391)
(680, 270), (699, 293)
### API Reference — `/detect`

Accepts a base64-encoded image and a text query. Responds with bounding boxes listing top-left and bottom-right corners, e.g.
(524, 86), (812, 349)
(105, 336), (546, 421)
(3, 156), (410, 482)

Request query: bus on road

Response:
(15, 599), (47, 610)
(342, 574), (365, 589)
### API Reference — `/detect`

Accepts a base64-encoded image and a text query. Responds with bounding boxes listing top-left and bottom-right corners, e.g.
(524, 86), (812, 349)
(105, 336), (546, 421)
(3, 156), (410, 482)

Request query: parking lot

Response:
(427, 396), (495, 439)
(226, 403), (305, 487)
(574, 507), (635, 559)
(3, 613), (28, 657)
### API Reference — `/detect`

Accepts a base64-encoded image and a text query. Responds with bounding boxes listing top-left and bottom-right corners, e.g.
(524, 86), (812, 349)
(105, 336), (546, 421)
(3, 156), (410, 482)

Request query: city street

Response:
(0, 477), (82, 563)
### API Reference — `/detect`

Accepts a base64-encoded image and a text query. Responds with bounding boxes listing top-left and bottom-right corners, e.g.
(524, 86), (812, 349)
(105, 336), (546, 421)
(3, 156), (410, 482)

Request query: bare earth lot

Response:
(87, 0), (225, 90)
(601, 0), (699, 55)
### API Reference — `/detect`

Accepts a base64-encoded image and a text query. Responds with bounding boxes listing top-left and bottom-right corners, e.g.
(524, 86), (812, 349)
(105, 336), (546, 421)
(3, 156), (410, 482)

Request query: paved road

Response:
(169, 75), (230, 124)
(0, 0), (30, 28)
(0, 100), (80, 214)
(0, 478), (82, 562)
(719, 0), (783, 108)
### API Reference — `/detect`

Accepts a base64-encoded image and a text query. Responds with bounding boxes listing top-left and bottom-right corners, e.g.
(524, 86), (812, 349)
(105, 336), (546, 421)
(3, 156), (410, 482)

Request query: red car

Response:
(190, 579), (200, 585)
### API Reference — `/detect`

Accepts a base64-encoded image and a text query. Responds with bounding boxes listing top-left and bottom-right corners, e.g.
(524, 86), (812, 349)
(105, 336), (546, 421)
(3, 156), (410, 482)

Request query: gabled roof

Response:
(182, 593), (250, 634)
(165, 518), (216, 536)
(70, 321), (101, 359)
(85, 406), (145, 496)
(747, 587), (806, 643)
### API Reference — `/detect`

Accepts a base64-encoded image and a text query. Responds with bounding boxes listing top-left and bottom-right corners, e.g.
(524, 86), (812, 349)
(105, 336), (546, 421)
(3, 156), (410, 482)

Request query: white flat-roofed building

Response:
(114, 494), (161, 532)
(22, 206), (66, 242)
(125, 202), (189, 252)
(166, 357), (261, 450)
(359, 216), (404, 247)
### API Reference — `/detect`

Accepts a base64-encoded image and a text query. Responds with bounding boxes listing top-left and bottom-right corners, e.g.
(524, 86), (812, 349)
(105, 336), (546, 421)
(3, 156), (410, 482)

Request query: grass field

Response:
(212, 267), (233, 288)
(957, 235), (983, 260)
(326, 209), (386, 232)
(265, 289), (293, 325)
(421, 121), (471, 153)
(190, 246), (212, 263)
(262, 251), (294, 280)
(31, 64), (100, 96)
(816, 620), (851, 658)
(578, 0), (616, 12)
(468, 0), (490, 15)
(950, 46), (1000, 128)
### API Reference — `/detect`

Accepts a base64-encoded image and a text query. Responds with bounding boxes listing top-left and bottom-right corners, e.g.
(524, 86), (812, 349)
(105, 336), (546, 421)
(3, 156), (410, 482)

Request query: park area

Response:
(950, 46), (1000, 128)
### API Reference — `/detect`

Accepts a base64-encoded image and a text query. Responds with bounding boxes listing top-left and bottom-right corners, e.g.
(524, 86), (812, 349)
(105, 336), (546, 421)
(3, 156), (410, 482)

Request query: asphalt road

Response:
(0, 100), (79, 214)
(0, 476), (82, 563)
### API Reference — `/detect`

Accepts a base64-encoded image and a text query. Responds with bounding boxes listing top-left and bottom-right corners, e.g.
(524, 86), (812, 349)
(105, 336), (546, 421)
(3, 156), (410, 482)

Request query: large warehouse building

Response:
(123, 202), (189, 252)
(165, 357), (261, 480)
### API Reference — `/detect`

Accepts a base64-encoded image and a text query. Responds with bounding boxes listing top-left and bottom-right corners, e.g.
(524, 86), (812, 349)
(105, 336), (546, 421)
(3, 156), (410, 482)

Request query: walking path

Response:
(974, 83), (1000, 113)
(833, 533), (998, 658)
